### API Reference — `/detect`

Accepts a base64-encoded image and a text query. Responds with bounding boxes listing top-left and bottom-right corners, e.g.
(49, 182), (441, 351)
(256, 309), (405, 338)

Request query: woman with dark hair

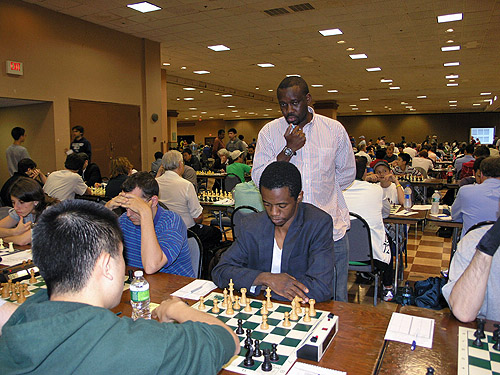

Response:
(105, 157), (133, 199)
(0, 177), (58, 245)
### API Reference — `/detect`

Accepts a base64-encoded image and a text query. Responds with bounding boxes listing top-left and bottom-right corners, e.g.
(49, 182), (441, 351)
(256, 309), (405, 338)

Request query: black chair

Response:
(230, 205), (259, 241)
(158, 201), (169, 210)
(187, 229), (203, 278)
(465, 220), (496, 236)
(224, 173), (241, 193)
(347, 212), (382, 306)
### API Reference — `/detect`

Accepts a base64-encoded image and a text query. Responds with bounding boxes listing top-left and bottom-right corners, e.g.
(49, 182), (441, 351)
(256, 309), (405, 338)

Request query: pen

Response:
(116, 311), (122, 316)
(411, 340), (416, 351)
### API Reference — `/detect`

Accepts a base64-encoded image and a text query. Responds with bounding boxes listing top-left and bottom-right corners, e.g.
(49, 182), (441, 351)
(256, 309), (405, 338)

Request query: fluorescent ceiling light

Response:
(437, 13), (463, 23)
(191, 115), (197, 117)
(351, 108), (359, 110)
(181, 66), (186, 70)
(227, 105), (235, 108)
(381, 79), (393, 83)
(446, 28), (454, 33)
(193, 70), (210, 74)
(481, 92), (492, 95)
(441, 46), (460, 51)
(417, 96), (427, 99)
(311, 84), (323, 87)
(446, 74), (459, 79)
(127, 2), (161, 13)
(319, 28), (343, 36)
(257, 63), (275, 68)
(446, 40), (454, 43)
(349, 104), (357, 107)
(183, 87), (195, 91)
(231, 110), (238, 112)
(447, 83), (459, 86)
(366, 67), (381, 72)
(327, 90), (338, 93)
(266, 108), (273, 111)
(219, 114), (225, 116)
(410, 108), (416, 111)
(221, 94), (232, 97)
(183, 97), (194, 100)
(389, 86), (400, 90)
(286, 74), (301, 77)
(449, 100), (457, 103)
(360, 98), (369, 101)
(201, 111), (207, 114)
(401, 102), (408, 105)
(405, 106), (413, 109)
(483, 99), (491, 102)
(349, 54), (367, 59)
(189, 107), (197, 110)
(473, 103), (481, 106)
(444, 62), (460, 67)
(162, 62), (170, 66)
(268, 89), (273, 92)
(366, 110), (372, 113)
(337, 40), (345, 44)
(208, 44), (230, 51)
(346, 47), (355, 51)
(450, 104), (457, 106)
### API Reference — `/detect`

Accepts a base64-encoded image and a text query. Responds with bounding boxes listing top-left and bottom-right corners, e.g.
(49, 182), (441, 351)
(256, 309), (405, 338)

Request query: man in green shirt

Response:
(0, 200), (238, 374)
(227, 150), (252, 183)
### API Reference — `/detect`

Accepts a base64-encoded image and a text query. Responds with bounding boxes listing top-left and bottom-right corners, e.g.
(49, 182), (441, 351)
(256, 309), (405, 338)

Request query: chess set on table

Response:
(1, 269), (45, 304)
(400, 174), (425, 182)
(192, 280), (338, 374)
(196, 171), (227, 177)
(458, 323), (500, 375)
(198, 190), (234, 205)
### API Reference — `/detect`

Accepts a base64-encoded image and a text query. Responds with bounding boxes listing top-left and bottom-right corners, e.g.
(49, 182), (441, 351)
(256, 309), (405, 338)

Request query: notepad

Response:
(384, 312), (435, 349)
(171, 279), (217, 300)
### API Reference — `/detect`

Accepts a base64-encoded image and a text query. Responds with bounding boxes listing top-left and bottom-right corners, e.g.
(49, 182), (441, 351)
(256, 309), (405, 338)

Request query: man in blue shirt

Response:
(106, 172), (194, 277)
(452, 157), (500, 237)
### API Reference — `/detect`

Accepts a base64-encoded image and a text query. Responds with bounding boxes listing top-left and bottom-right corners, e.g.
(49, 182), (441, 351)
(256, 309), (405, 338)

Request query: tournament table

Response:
(112, 270), (396, 375)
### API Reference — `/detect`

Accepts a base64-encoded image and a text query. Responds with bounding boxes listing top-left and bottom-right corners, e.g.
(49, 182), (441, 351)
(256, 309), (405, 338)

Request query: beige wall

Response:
(0, 103), (55, 182)
(0, 0), (163, 180)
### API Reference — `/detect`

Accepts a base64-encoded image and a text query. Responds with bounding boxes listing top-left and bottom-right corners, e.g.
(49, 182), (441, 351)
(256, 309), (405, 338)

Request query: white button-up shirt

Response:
(252, 107), (356, 240)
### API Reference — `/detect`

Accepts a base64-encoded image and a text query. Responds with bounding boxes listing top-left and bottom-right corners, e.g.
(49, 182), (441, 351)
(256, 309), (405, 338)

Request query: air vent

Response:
(289, 3), (315, 12)
(264, 7), (290, 16)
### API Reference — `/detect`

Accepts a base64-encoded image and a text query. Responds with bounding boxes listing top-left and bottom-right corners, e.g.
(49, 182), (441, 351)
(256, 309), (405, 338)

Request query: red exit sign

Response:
(6, 60), (23, 75)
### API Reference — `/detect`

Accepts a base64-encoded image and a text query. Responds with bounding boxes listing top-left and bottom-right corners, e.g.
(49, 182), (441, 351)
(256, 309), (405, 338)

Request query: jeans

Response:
(334, 235), (349, 302)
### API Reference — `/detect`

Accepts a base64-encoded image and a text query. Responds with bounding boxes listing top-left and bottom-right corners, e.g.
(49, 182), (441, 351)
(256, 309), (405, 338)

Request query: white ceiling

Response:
(23, 0), (500, 121)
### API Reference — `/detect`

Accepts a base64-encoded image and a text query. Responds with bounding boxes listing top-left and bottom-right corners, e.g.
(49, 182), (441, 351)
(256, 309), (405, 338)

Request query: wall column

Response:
(313, 100), (339, 119)
(167, 110), (179, 150)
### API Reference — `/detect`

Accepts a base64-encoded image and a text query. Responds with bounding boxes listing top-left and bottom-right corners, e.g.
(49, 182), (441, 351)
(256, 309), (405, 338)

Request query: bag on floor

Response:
(414, 277), (448, 310)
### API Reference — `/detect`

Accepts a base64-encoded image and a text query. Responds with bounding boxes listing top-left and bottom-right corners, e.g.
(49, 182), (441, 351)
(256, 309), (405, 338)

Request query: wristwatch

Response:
(283, 146), (296, 157)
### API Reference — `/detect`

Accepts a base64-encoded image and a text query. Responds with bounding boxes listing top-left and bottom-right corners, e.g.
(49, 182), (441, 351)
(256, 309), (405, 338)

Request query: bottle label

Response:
(404, 194), (410, 199)
(131, 289), (150, 302)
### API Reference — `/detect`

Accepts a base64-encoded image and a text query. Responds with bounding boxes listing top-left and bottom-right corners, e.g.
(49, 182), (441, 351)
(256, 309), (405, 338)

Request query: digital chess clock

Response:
(297, 312), (339, 362)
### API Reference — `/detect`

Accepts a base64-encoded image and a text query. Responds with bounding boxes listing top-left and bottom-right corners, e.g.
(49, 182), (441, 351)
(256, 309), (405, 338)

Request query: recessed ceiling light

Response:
(235, 115), (241, 117)
(257, 63), (275, 68)
(264, 114), (269, 116)
(446, 28), (454, 33)
(349, 104), (357, 107)
(183, 97), (194, 100)
(449, 100), (457, 103)
(446, 40), (454, 43)
(405, 106), (413, 109)
(181, 66), (187, 70)
(201, 111), (207, 114)
(366, 110), (372, 113)
(447, 83), (459, 86)
(366, 67), (381, 72)
(268, 89), (273, 92)
(352, 108), (359, 110)
(481, 92), (492, 95)
(381, 79), (393, 83)
(401, 102), (408, 105)
(227, 105), (235, 108)
(349, 54), (368, 59)
(311, 84), (323, 87)
(189, 107), (197, 110)
(162, 62), (170, 66)
(360, 98), (369, 101)
(286, 74), (301, 77)
(193, 70), (210, 74)
(176, 98), (180, 101)
(346, 47), (355, 51)
(183, 87), (195, 91)
(255, 87), (259, 90)
(184, 117), (188, 120)
(209, 116), (214, 118)
(127, 2), (161, 13)
(449, 80), (456, 82)
(410, 108), (416, 111)
(219, 113), (225, 116)
(483, 99), (491, 102)
(319, 28), (343, 36)
(473, 103), (481, 106)
(450, 104), (457, 106)
(266, 108), (273, 111)
(249, 112), (255, 115)
(437, 13), (463, 23)
(417, 96), (427, 99)
(191, 115), (197, 117)
(221, 94), (232, 97)
(231, 110), (238, 113)
(446, 74), (459, 79)
(327, 89), (338, 93)
(214, 93), (220, 96)
(441, 45), (460, 51)
(444, 62), (460, 66)
(208, 44), (230, 51)
(199, 91), (203, 94)
(337, 40), (345, 44)
(390, 86), (400, 90)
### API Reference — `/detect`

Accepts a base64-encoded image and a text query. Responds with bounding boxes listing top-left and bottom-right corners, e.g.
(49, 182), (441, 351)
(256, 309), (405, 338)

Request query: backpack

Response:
(459, 160), (475, 179)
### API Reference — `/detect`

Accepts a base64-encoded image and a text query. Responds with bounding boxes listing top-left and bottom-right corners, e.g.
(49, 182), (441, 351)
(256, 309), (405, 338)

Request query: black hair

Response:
(217, 129), (225, 136)
(259, 161), (302, 200)
(375, 148), (386, 159)
(78, 152), (89, 161)
(32, 200), (123, 297)
(154, 151), (163, 159)
(465, 144), (475, 154)
(277, 76), (309, 96)
(65, 153), (86, 171)
(473, 156), (486, 172)
(121, 171), (159, 199)
(182, 147), (192, 155)
(474, 145), (490, 158)
(398, 152), (411, 165)
(480, 157), (500, 178)
(17, 158), (37, 175)
(238, 134), (244, 140)
(11, 127), (25, 140)
(72, 125), (84, 134)
(9, 177), (57, 219)
(228, 128), (237, 134)
(354, 156), (368, 180)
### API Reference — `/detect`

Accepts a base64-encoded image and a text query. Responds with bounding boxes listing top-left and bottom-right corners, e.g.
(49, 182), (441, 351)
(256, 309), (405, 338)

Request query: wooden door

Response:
(69, 100), (141, 178)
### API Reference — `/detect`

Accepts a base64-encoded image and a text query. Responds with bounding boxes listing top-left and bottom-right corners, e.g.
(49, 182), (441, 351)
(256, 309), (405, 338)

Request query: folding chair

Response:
(230, 205), (259, 241)
(187, 229), (203, 278)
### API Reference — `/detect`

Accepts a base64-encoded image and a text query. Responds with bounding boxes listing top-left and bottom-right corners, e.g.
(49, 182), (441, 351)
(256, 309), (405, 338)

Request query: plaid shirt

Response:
(252, 107), (355, 240)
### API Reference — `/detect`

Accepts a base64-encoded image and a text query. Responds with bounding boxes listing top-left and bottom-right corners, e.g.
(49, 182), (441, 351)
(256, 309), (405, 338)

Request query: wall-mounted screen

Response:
(470, 127), (496, 145)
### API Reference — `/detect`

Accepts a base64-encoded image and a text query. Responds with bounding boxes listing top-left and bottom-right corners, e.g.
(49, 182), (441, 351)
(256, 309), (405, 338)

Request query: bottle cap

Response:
(134, 270), (143, 277)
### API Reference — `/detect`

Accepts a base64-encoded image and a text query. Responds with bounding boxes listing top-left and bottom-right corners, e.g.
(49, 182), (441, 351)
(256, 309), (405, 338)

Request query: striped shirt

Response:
(252, 107), (356, 241)
(119, 205), (194, 277)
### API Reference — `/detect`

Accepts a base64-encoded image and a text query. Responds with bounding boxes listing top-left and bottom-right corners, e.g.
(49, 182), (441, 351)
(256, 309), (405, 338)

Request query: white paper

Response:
(412, 205), (449, 211)
(171, 279), (217, 300)
(428, 214), (452, 221)
(385, 312), (435, 349)
(289, 362), (346, 375)
(393, 210), (419, 216)
(213, 198), (234, 206)
(0, 249), (32, 266)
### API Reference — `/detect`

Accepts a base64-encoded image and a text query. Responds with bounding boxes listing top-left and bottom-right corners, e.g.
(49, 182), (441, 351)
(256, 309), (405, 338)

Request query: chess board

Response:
(458, 327), (500, 375)
(192, 292), (329, 375)
(390, 204), (401, 215)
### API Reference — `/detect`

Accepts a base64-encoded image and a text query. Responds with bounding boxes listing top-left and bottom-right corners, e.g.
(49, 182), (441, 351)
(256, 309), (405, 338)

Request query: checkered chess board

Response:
(192, 292), (329, 375)
(458, 326), (500, 375)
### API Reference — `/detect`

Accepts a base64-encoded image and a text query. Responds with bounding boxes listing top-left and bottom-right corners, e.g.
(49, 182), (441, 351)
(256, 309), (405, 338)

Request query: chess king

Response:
(212, 161), (335, 302)
(0, 199), (238, 373)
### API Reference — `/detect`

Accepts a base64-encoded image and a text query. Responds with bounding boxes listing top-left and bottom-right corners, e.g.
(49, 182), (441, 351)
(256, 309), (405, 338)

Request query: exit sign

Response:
(6, 60), (23, 75)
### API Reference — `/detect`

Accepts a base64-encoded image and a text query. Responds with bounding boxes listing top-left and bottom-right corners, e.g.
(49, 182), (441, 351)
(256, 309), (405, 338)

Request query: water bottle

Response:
(130, 271), (151, 320)
(402, 281), (412, 306)
(431, 191), (440, 215)
(403, 185), (412, 210)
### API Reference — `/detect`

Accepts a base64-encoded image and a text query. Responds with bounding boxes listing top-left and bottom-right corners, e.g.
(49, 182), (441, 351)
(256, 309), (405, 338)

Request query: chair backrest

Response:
(230, 205), (259, 240)
(347, 212), (375, 271)
(187, 229), (203, 278)
(224, 173), (241, 193)
(413, 166), (428, 178)
(465, 220), (496, 236)
(158, 201), (169, 210)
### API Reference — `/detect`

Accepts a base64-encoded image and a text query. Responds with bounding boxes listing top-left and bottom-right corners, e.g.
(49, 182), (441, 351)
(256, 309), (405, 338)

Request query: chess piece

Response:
(303, 307), (311, 322)
(261, 349), (272, 372)
(269, 343), (279, 362)
(309, 299), (316, 316)
(244, 300), (252, 312)
(295, 298), (302, 316)
(261, 303), (268, 316)
(283, 311), (291, 327)
(240, 288), (247, 305)
(10, 289), (18, 301)
(265, 287), (273, 309)
(233, 296), (241, 310)
(0, 238), (4, 249)
(245, 329), (253, 346)
(472, 328), (484, 348)
(235, 319), (244, 335)
(476, 319), (486, 339)
(222, 288), (228, 308)
(226, 301), (234, 315)
(289, 301), (299, 321)
(8, 242), (14, 253)
(243, 346), (255, 367)
(17, 289), (27, 304)
(254, 340), (262, 357)
(212, 299), (220, 313)
(1, 284), (10, 299)
(198, 296), (205, 310)
(260, 314), (269, 330)
(228, 279), (235, 302)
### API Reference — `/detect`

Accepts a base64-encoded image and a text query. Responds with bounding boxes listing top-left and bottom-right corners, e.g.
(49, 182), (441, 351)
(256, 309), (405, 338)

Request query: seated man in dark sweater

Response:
(0, 200), (238, 374)
(212, 161), (335, 303)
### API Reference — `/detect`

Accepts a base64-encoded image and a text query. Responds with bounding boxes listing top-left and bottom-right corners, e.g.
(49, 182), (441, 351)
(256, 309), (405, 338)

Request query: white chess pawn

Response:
(8, 242), (14, 253)
(0, 238), (4, 250)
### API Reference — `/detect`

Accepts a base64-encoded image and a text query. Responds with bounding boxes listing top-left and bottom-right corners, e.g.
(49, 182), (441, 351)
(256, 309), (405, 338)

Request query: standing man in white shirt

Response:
(252, 76), (356, 301)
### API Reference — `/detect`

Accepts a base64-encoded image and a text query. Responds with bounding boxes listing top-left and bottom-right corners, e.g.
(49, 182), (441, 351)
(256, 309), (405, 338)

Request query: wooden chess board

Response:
(192, 292), (330, 375)
(458, 326), (500, 375)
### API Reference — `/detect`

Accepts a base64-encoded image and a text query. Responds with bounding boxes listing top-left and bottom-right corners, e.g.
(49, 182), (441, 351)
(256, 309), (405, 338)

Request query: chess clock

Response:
(297, 313), (339, 362)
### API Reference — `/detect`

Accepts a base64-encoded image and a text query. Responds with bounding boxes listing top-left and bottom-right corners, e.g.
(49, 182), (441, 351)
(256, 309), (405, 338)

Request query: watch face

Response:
(284, 147), (293, 157)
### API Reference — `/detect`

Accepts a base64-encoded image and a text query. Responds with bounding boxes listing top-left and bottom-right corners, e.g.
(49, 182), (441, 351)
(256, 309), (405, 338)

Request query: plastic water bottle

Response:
(402, 281), (412, 306)
(130, 271), (151, 320)
(431, 191), (440, 215)
(403, 185), (412, 210)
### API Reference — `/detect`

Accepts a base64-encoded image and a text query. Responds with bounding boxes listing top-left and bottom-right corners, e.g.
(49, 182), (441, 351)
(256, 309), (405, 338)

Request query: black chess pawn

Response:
(253, 340), (262, 357)
(269, 343), (279, 362)
(472, 329), (484, 348)
(426, 367), (434, 375)
(493, 325), (500, 351)
(261, 349), (272, 372)
(243, 346), (255, 367)
(244, 328), (253, 347)
(235, 319), (244, 335)
(476, 319), (486, 339)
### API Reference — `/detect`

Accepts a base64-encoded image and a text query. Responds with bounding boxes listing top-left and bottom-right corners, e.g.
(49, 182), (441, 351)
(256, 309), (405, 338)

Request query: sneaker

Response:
(440, 269), (449, 278)
(382, 287), (394, 302)
(357, 272), (374, 282)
